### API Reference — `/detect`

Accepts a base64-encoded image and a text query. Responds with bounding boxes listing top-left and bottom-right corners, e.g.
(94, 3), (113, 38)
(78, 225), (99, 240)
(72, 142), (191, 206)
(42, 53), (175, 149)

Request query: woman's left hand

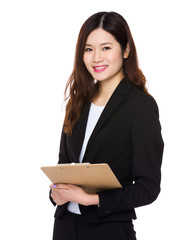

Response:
(49, 183), (99, 206)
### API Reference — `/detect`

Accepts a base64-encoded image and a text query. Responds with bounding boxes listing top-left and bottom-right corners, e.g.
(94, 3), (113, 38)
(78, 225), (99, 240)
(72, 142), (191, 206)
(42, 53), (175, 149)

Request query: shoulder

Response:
(125, 80), (159, 113)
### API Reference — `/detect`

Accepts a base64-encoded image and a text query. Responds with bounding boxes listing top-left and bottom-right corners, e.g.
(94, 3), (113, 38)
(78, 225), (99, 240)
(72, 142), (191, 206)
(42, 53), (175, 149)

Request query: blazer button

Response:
(106, 210), (111, 214)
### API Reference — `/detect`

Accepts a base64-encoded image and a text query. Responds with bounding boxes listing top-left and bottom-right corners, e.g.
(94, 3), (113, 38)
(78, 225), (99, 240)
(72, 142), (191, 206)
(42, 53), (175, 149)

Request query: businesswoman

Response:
(49, 11), (164, 240)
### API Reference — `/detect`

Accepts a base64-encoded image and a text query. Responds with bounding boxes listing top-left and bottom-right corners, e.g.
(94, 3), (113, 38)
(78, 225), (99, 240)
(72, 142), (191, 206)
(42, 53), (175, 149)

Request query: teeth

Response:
(94, 66), (107, 70)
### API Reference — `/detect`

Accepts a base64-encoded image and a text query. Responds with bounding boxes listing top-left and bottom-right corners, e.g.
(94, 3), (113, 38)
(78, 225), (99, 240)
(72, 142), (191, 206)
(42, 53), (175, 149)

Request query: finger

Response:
(50, 183), (66, 189)
(51, 192), (63, 203)
(51, 190), (68, 205)
(57, 184), (79, 189)
(56, 200), (68, 206)
(54, 183), (70, 189)
(51, 191), (58, 199)
(52, 187), (67, 198)
(49, 183), (56, 189)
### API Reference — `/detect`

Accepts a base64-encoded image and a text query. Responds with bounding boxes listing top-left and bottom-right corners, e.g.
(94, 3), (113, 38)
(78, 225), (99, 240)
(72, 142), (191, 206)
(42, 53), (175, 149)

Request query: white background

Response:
(0, 0), (194, 239)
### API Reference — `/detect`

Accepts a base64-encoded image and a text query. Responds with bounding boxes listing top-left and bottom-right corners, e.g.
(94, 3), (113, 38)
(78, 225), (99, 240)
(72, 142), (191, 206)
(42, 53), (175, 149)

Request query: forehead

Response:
(86, 28), (117, 45)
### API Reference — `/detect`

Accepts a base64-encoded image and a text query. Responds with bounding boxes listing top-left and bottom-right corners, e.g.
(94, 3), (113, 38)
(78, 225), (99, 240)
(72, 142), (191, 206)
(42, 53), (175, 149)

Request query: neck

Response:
(93, 75), (124, 106)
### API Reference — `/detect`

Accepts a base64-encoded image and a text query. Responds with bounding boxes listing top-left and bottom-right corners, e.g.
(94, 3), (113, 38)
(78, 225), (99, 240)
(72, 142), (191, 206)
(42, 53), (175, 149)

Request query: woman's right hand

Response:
(50, 184), (69, 206)
(49, 183), (99, 206)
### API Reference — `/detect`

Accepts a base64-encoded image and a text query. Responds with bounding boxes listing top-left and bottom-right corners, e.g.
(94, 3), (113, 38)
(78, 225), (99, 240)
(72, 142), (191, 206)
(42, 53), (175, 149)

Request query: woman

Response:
(49, 11), (164, 240)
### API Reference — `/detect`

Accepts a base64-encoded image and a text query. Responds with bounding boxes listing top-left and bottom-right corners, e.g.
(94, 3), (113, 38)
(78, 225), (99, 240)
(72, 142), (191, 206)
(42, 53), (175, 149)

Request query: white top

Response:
(67, 102), (105, 214)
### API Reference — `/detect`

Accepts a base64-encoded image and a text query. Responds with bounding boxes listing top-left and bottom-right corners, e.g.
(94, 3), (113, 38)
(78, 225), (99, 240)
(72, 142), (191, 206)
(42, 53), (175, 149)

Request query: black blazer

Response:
(51, 77), (164, 223)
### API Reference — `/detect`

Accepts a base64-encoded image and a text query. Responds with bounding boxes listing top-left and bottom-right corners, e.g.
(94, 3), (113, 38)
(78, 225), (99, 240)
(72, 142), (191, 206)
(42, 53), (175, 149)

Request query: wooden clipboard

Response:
(41, 163), (122, 193)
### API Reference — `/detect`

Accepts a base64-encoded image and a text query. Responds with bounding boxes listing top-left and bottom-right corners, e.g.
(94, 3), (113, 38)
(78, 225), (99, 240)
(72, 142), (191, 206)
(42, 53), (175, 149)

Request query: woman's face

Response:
(83, 28), (128, 84)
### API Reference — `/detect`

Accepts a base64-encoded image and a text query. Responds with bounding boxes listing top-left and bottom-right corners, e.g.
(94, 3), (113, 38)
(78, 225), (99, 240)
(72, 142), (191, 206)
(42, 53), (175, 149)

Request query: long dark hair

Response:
(64, 11), (148, 135)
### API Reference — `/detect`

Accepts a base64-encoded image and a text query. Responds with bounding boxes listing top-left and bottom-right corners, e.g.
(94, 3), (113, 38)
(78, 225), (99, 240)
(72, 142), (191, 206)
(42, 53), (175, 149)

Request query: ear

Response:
(123, 42), (130, 59)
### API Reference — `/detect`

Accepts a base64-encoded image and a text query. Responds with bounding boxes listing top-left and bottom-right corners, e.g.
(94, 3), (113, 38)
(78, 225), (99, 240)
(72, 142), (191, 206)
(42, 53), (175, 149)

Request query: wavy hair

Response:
(64, 11), (148, 135)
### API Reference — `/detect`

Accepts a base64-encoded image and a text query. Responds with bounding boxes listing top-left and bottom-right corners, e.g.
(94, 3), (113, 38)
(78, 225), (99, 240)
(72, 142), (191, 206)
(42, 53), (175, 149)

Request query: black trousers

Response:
(53, 211), (137, 240)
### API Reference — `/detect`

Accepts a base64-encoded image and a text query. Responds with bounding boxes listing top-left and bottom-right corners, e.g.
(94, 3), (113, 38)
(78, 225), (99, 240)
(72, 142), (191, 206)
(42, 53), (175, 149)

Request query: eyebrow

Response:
(85, 42), (113, 46)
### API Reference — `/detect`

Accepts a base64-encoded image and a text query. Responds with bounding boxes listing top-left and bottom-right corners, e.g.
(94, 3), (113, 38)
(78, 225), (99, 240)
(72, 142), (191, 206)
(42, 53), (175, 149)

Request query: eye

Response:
(103, 46), (111, 51)
(85, 48), (93, 52)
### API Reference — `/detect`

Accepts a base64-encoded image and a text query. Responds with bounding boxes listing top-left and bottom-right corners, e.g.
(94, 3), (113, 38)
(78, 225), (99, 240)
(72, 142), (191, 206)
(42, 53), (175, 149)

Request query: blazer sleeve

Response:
(98, 97), (164, 217)
(49, 129), (71, 206)
(58, 129), (71, 164)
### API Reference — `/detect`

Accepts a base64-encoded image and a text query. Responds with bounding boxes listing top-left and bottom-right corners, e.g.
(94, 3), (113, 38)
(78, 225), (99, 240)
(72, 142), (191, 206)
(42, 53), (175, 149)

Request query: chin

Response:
(92, 74), (110, 82)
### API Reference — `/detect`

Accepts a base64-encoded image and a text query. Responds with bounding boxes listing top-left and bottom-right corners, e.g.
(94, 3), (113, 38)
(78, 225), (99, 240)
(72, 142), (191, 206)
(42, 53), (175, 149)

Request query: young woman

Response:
(49, 11), (164, 240)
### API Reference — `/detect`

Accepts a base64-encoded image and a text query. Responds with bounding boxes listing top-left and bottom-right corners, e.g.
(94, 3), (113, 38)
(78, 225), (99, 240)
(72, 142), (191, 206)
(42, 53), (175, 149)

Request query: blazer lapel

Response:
(83, 77), (133, 160)
(68, 103), (90, 162)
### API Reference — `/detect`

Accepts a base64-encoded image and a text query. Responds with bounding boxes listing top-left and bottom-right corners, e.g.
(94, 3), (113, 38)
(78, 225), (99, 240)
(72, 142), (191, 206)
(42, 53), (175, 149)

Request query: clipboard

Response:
(41, 163), (122, 193)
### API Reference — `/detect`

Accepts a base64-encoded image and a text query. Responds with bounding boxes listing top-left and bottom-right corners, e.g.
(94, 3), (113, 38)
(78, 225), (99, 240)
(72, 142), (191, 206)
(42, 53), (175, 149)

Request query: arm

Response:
(49, 130), (100, 207)
(58, 129), (71, 164)
(98, 97), (164, 216)
(50, 183), (99, 206)
(49, 130), (70, 206)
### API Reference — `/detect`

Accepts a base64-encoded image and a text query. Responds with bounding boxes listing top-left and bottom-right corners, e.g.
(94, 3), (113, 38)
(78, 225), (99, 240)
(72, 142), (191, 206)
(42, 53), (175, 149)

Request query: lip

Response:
(93, 65), (108, 73)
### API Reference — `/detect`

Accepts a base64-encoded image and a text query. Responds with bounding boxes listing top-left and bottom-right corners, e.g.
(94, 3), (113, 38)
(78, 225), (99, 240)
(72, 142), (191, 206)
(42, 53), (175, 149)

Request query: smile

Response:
(93, 65), (108, 73)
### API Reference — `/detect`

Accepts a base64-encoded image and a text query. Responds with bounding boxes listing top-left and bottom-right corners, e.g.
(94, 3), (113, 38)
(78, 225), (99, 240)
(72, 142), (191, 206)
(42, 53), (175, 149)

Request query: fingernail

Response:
(52, 184), (56, 188)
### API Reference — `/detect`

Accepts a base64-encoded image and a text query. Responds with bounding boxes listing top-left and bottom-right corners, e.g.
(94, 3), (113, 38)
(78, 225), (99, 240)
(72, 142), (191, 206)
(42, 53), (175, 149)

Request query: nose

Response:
(93, 49), (103, 62)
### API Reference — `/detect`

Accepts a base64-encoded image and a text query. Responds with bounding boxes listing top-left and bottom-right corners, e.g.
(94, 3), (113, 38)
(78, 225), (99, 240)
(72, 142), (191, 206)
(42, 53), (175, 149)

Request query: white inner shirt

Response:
(67, 102), (105, 214)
